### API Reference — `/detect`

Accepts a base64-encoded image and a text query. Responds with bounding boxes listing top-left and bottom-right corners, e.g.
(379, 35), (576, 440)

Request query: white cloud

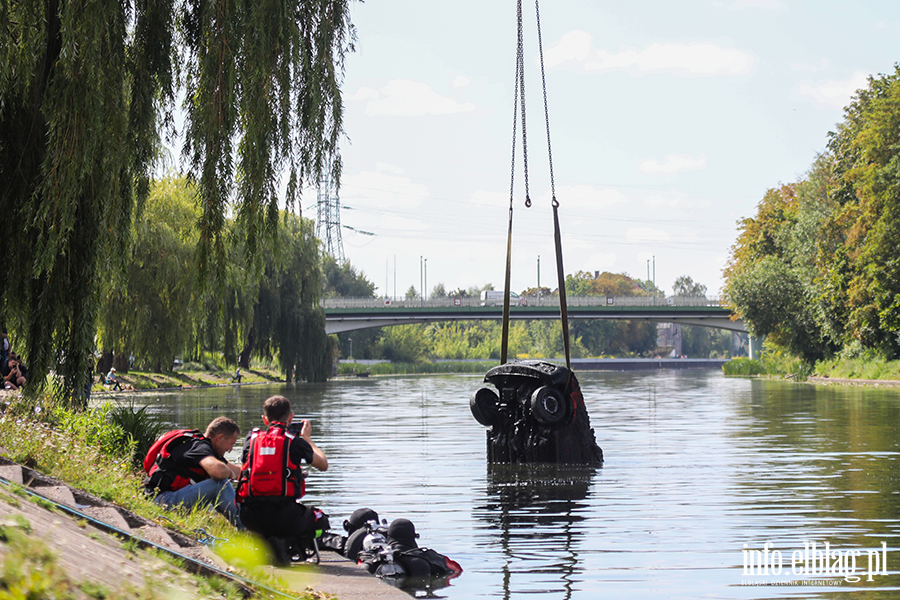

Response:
(351, 79), (476, 117)
(729, 0), (783, 10)
(546, 31), (755, 77)
(627, 228), (671, 244)
(794, 71), (869, 108)
(639, 153), (708, 175)
(453, 75), (470, 88)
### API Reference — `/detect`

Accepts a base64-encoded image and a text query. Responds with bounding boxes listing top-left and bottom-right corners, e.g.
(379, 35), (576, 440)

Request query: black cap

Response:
(387, 518), (418, 549)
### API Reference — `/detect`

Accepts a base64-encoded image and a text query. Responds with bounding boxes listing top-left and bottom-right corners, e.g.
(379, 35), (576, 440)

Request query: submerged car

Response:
(470, 360), (603, 465)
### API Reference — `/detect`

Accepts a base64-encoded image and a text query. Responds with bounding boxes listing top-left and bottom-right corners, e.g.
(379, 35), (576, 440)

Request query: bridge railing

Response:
(321, 296), (723, 309)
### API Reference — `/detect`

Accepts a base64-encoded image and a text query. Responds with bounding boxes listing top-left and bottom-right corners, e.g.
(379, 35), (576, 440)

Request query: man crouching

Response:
(237, 395), (328, 561)
(144, 417), (242, 527)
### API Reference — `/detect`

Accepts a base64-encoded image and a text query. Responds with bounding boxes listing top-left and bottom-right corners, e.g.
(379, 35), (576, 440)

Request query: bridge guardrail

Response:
(321, 296), (723, 309)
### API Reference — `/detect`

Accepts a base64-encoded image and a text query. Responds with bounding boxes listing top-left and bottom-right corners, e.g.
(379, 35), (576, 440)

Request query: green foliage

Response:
(724, 66), (900, 366)
(672, 276), (707, 297)
(0, 0), (354, 401)
(55, 404), (133, 461)
(240, 214), (331, 382)
(381, 325), (429, 363)
(337, 360), (496, 375)
(429, 321), (529, 360)
(431, 283), (448, 298)
(108, 402), (167, 470)
(722, 358), (767, 376)
(814, 343), (900, 381)
(681, 326), (732, 359)
(99, 176), (202, 372)
(565, 271), (647, 297)
(322, 256), (377, 298)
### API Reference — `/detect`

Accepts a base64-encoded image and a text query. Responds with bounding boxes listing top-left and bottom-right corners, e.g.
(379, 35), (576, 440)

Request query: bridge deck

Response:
(322, 296), (745, 334)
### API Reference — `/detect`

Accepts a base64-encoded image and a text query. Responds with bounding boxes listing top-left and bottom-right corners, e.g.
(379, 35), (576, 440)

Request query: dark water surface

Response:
(134, 371), (900, 599)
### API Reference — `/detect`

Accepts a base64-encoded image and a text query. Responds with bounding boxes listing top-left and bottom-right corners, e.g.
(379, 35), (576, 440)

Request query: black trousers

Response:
(240, 500), (315, 539)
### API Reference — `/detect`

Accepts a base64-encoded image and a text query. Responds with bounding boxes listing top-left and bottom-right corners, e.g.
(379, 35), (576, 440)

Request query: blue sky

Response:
(323, 0), (899, 298)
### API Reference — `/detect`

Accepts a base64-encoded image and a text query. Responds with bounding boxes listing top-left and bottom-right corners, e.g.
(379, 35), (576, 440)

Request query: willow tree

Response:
(235, 213), (331, 382)
(0, 0), (354, 398)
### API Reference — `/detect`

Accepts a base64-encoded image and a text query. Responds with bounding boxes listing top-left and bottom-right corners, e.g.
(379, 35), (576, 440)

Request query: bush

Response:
(722, 358), (767, 376)
(109, 401), (168, 469)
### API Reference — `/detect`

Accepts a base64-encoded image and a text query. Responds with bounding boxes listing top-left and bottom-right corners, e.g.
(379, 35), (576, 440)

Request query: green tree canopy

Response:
(98, 176), (201, 372)
(322, 256), (376, 298)
(723, 65), (900, 362)
(672, 276), (707, 298)
(0, 0), (354, 396)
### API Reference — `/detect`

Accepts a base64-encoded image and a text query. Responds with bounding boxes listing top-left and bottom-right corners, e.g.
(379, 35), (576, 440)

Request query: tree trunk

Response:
(112, 353), (129, 373)
(239, 328), (255, 369)
(97, 351), (113, 376)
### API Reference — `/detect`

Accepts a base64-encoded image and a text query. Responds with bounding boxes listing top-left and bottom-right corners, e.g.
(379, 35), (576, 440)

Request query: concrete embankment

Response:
(0, 456), (411, 599)
(569, 358), (727, 371)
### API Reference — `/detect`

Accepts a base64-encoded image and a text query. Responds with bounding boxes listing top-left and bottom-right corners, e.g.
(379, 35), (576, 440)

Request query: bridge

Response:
(322, 296), (746, 335)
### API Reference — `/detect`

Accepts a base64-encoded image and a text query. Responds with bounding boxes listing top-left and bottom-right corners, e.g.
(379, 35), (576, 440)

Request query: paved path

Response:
(0, 456), (411, 599)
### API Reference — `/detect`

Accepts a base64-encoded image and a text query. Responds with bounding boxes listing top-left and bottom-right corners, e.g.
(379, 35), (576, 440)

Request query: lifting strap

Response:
(501, 0), (571, 370)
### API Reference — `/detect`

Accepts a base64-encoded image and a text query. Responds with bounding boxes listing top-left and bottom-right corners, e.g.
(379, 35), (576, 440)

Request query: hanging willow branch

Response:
(0, 0), (355, 399)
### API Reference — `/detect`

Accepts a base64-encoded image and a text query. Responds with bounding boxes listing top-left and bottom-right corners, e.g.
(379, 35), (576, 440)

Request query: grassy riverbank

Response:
(93, 360), (498, 393)
(92, 363), (284, 392)
(722, 343), (900, 382)
(0, 398), (318, 599)
(336, 360), (495, 376)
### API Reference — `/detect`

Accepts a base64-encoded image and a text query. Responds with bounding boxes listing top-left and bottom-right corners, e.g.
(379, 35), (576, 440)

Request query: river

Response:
(135, 370), (900, 599)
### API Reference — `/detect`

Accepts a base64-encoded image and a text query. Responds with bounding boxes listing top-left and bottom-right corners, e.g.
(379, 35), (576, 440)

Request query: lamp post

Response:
(420, 256), (424, 307)
(348, 338), (352, 362)
(424, 258), (428, 304)
(537, 255), (541, 306)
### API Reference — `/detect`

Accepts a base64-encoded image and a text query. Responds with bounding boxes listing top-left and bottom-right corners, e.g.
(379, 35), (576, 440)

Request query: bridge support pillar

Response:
(749, 336), (764, 360)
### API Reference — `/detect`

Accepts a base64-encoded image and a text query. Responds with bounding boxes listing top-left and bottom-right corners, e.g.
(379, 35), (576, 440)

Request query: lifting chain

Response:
(503, 0), (570, 369)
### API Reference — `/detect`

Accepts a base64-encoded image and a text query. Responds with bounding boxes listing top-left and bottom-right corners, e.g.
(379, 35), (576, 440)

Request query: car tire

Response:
(530, 386), (569, 426)
(470, 387), (500, 427)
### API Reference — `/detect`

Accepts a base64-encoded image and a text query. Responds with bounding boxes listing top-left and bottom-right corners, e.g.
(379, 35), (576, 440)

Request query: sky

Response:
(312, 0), (900, 299)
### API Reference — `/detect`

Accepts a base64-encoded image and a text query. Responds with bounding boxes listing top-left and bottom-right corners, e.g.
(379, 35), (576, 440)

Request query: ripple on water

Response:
(145, 370), (900, 599)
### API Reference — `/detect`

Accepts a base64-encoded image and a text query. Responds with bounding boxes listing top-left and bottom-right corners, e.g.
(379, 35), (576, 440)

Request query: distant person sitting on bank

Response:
(106, 367), (122, 391)
(3, 356), (26, 390)
(143, 416), (243, 528)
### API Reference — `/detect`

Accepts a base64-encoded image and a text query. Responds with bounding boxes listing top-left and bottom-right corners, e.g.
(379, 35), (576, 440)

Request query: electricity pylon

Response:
(315, 173), (345, 263)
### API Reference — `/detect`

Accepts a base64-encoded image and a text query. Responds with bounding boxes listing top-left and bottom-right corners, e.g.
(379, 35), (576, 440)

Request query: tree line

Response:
(97, 176), (331, 382)
(723, 65), (900, 364)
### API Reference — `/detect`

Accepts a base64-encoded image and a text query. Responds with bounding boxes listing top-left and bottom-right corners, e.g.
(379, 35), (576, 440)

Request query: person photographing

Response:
(237, 395), (328, 561)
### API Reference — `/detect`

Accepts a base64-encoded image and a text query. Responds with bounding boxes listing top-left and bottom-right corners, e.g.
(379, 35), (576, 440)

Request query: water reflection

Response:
(475, 463), (596, 600)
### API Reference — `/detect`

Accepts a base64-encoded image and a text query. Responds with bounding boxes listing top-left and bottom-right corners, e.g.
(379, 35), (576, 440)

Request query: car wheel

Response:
(470, 387), (500, 427)
(530, 386), (569, 426)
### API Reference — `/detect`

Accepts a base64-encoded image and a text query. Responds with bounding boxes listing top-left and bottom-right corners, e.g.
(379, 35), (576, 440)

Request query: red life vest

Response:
(143, 429), (210, 493)
(236, 422), (304, 503)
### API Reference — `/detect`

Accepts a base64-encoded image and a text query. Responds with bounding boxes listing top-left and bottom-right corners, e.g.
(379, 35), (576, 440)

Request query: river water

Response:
(135, 370), (900, 599)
